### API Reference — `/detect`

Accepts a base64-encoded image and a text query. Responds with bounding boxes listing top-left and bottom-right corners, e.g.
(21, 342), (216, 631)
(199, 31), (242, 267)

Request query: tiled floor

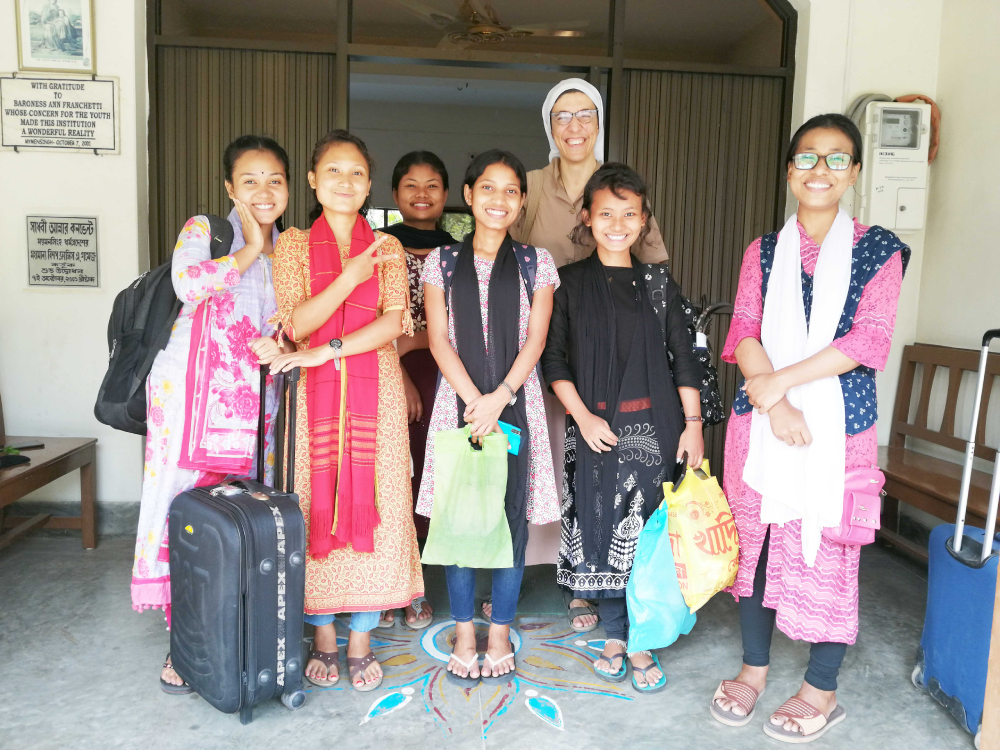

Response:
(0, 537), (976, 749)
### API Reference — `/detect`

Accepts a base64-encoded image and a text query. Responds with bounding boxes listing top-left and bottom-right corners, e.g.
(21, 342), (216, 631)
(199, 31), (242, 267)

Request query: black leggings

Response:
(739, 531), (847, 691)
(597, 597), (629, 644)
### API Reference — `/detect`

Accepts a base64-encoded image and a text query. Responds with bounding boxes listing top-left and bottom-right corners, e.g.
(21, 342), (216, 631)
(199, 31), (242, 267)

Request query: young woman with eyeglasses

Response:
(709, 113), (910, 744)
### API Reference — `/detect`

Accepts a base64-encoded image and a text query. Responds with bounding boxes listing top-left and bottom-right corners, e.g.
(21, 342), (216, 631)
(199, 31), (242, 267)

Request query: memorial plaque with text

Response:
(27, 215), (99, 287)
(1, 75), (118, 153)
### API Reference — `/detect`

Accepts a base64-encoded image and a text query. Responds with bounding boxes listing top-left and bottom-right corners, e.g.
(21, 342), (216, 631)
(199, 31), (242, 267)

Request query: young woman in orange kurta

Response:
(267, 131), (424, 693)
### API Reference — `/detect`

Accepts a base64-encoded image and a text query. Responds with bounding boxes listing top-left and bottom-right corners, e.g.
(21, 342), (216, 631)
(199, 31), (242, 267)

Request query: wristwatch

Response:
(499, 380), (517, 406)
(329, 338), (342, 370)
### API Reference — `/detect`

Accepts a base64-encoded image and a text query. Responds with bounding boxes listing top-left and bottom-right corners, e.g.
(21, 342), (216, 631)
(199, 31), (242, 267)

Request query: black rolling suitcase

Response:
(168, 367), (306, 724)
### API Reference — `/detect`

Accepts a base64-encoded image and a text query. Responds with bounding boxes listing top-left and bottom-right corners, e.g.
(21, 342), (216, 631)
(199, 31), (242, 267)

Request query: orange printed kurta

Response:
(271, 227), (424, 613)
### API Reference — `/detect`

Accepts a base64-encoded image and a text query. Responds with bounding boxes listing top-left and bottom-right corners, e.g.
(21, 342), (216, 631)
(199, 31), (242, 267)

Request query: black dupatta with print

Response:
(557, 253), (685, 596)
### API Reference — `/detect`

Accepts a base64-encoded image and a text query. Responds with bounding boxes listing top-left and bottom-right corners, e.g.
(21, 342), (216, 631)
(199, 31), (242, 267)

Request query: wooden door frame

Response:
(146, 0), (796, 259)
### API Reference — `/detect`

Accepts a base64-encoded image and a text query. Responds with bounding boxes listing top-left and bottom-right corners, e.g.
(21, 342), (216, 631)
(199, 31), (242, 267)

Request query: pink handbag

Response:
(822, 466), (885, 546)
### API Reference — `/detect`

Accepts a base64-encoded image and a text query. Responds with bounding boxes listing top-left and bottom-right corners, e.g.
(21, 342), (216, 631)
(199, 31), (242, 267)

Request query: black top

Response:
(542, 261), (702, 393)
(605, 264), (638, 392)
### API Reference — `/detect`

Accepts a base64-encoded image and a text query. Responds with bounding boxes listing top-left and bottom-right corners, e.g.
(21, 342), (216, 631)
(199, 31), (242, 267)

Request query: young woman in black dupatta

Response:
(378, 151), (454, 631)
(422, 150), (559, 684)
(542, 163), (704, 693)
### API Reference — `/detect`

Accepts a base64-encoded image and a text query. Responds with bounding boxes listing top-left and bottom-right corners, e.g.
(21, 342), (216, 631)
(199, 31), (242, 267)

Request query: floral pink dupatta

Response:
(178, 283), (262, 475)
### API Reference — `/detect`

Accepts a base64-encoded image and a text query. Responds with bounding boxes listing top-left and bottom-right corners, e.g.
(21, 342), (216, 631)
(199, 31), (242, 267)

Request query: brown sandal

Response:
(711, 680), (764, 727)
(347, 650), (383, 692)
(304, 649), (340, 688)
(763, 697), (846, 743)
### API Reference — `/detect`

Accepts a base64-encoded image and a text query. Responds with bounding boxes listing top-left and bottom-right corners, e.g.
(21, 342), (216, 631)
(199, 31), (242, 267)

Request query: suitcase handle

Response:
(256, 364), (300, 491)
(954, 329), (1000, 560)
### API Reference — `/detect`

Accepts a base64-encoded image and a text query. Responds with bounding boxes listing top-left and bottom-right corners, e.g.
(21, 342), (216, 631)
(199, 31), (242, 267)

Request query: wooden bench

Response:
(0, 392), (98, 551)
(878, 342), (999, 561)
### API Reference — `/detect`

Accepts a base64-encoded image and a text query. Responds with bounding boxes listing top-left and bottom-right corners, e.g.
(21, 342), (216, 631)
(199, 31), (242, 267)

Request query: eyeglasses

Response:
(792, 152), (854, 170)
(550, 109), (599, 127)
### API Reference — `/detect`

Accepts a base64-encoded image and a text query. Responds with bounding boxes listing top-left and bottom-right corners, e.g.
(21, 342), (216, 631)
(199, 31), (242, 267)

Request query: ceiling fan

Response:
(395, 0), (588, 46)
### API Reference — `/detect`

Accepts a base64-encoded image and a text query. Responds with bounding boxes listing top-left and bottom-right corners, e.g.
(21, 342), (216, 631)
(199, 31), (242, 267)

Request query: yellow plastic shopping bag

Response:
(664, 460), (739, 612)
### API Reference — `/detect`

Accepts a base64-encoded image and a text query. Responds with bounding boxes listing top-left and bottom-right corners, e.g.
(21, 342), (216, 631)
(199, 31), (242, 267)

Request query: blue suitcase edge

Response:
(916, 523), (1000, 735)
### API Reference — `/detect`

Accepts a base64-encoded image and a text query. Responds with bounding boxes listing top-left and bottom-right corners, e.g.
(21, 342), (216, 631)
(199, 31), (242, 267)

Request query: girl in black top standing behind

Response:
(542, 163), (704, 693)
(379, 151), (454, 630)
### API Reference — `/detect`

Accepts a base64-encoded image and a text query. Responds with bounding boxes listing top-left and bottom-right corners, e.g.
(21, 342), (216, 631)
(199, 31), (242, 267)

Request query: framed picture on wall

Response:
(15, 0), (95, 74)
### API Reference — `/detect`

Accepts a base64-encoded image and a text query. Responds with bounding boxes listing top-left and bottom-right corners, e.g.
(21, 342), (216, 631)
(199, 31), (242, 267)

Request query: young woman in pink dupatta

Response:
(131, 135), (296, 694)
(268, 130), (424, 693)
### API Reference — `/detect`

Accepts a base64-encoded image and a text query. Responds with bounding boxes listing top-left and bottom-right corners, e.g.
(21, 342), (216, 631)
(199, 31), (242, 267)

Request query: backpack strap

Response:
(521, 169), (542, 244)
(644, 264), (671, 341)
(206, 214), (235, 259)
(512, 242), (537, 305)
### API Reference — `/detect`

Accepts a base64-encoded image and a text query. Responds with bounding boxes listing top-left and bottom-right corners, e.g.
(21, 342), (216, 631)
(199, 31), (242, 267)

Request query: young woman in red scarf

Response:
(268, 131), (424, 693)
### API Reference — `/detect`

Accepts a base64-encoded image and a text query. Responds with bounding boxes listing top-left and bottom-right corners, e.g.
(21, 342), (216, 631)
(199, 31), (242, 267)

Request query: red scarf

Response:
(307, 214), (381, 557)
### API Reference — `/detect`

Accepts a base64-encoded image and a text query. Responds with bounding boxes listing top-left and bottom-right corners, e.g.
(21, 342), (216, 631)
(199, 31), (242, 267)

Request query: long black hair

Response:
(570, 161), (653, 247)
(785, 113), (864, 169)
(463, 149), (528, 196)
(223, 135), (290, 231)
(391, 150), (449, 192)
(307, 129), (375, 224)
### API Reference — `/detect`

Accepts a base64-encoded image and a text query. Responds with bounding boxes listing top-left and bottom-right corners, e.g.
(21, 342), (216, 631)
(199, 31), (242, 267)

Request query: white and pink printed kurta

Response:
(131, 210), (281, 625)
(723, 219), (904, 645)
(415, 247), (562, 526)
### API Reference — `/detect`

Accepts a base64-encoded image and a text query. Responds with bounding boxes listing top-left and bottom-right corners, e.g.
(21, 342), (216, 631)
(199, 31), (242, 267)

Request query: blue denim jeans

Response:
(445, 563), (524, 626)
(304, 610), (380, 633)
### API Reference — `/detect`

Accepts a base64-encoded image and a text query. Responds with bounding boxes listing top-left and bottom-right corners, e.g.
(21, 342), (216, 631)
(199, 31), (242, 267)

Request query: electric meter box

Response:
(850, 100), (931, 233)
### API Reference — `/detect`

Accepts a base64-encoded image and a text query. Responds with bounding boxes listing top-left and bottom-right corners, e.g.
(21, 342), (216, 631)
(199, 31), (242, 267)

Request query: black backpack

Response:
(95, 215), (234, 434)
(644, 266), (729, 427)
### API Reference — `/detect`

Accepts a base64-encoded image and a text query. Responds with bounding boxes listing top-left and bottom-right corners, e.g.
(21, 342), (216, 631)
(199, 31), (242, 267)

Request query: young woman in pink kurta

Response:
(133, 136), (295, 694)
(710, 115), (908, 744)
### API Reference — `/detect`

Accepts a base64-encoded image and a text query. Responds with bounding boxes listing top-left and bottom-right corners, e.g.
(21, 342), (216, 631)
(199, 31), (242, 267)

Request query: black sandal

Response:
(594, 641), (628, 683)
(160, 653), (194, 695)
(305, 649), (341, 687)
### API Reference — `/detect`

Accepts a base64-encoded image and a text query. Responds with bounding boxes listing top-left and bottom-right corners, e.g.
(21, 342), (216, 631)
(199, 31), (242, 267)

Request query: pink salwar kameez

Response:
(130, 210), (281, 626)
(723, 219), (906, 645)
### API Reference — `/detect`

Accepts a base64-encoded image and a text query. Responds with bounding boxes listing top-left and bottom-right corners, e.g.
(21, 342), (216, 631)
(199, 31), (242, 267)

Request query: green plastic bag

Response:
(421, 427), (513, 568)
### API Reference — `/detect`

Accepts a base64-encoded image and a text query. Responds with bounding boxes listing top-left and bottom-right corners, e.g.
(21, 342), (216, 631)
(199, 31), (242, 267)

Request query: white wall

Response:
(788, 0), (944, 445)
(906, 0), (1000, 491)
(0, 0), (147, 507)
(918, 0), (1000, 351)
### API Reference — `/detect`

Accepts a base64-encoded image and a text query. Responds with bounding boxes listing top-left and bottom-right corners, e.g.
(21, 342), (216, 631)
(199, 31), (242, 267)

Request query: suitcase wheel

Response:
(910, 664), (924, 689)
(239, 706), (253, 725)
(282, 690), (306, 711)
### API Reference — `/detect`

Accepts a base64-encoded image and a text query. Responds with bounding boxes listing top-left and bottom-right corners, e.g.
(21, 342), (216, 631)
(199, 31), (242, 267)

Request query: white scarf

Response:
(743, 209), (853, 566)
(541, 78), (605, 164)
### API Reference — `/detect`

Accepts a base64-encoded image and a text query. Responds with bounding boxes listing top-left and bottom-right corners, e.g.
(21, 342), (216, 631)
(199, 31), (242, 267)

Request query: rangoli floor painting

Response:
(313, 616), (631, 740)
